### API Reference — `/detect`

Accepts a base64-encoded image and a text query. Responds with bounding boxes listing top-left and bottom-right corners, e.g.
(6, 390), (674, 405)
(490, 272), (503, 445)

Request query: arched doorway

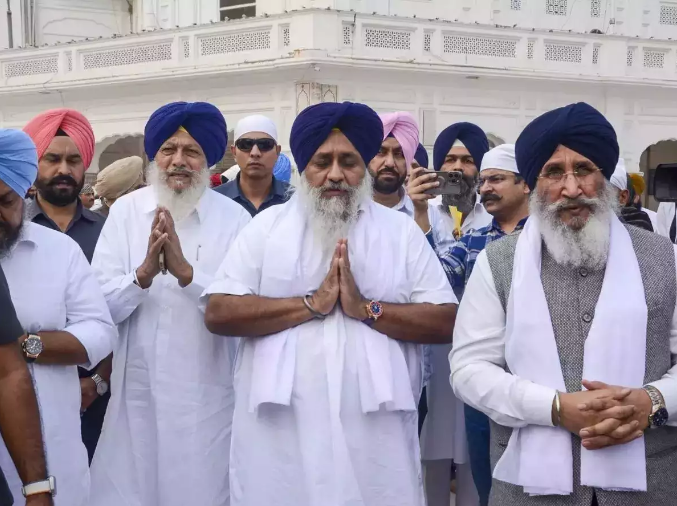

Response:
(99, 135), (147, 172)
(639, 139), (677, 211)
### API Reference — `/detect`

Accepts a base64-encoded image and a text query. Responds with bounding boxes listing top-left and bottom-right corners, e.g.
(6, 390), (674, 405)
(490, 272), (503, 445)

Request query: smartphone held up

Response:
(421, 170), (463, 196)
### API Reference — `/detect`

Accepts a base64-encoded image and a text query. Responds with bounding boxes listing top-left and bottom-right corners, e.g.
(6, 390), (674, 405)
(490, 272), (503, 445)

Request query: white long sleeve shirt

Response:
(450, 250), (677, 429)
(89, 186), (251, 506)
(0, 222), (116, 506)
(393, 193), (456, 252)
(657, 202), (676, 240)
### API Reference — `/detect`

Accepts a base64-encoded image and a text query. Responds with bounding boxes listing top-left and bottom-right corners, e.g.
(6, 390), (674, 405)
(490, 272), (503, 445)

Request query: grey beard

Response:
(530, 181), (619, 270)
(146, 161), (210, 222)
(296, 172), (373, 251)
(441, 173), (478, 215)
(442, 192), (476, 215)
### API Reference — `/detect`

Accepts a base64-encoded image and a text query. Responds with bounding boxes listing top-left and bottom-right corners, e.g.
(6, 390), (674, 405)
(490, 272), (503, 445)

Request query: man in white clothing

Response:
(0, 128), (116, 506)
(609, 160), (654, 232)
(203, 101), (457, 506)
(90, 102), (251, 506)
(451, 102), (677, 506)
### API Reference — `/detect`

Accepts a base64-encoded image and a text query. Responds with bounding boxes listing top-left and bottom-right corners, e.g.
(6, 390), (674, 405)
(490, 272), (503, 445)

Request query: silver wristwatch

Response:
(21, 476), (56, 497)
(91, 374), (109, 396)
(643, 385), (669, 428)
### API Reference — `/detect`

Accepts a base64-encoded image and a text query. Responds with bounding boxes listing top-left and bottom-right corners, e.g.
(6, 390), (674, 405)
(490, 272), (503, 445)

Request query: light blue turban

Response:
(273, 153), (292, 183)
(0, 129), (38, 197)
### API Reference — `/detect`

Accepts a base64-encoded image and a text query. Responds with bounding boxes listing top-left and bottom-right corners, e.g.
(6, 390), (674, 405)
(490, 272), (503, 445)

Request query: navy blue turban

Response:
(290, 102), (383, 172)
(433, 122), (489, 172)
(515, 102), (619, 190)
(414, 143), (429, 168)
(144, 102), (227, 168)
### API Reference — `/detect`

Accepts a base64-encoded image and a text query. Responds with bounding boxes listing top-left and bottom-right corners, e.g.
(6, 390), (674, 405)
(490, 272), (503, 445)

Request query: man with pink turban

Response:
(23, 108), (110, 464)
(369, 111), (455, 252)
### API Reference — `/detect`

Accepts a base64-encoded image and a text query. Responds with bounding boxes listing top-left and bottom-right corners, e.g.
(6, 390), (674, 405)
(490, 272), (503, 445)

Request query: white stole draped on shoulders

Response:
(493, 214), (648, 496)
(247, 195), (419, 415)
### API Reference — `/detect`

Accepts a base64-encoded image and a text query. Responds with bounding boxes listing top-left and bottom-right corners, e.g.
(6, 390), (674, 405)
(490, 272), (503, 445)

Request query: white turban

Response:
(610, 158), (628, 191)
(480, 143), (518, 174)
(234, 115), (278, 142)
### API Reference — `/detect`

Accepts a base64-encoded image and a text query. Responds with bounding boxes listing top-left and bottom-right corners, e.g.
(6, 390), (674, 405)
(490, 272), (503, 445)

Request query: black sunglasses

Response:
(235, 138), (277, 153)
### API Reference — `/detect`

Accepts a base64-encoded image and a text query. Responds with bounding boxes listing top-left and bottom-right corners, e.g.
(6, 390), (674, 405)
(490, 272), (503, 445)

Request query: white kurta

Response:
(89, 187), (251, 506)
(203, 197), (456, 506)
(0, 223), (116, 506)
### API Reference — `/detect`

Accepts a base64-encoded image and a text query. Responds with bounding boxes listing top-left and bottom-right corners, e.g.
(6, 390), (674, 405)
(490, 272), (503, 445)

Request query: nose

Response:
(56, 158), (72, 176)
(327, 159), (345, 184)
(170, 149), (187, 168)
(561, 171), (583, 199)
(383, 150), (396, 168)
(250, 144), (262, 158)
(479, 185), (493, 197)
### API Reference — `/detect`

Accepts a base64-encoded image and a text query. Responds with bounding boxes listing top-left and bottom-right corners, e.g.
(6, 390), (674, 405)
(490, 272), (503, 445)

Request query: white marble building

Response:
(0, 0), (676, 205)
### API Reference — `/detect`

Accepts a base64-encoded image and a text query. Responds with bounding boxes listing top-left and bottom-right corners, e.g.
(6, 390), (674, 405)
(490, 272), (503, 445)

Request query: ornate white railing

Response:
(1, 9), (677, 89)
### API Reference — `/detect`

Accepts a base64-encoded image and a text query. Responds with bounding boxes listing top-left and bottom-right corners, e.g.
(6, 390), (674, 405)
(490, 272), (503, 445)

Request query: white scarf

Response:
(247, 195), (420, 414)
(493, 213), (648, 495)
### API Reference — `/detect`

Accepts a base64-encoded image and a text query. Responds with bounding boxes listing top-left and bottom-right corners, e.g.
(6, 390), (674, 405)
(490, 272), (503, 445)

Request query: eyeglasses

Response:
(478, 174), (517, 187)
(538, 166), (600, 186)
(235, 138), (277, 153)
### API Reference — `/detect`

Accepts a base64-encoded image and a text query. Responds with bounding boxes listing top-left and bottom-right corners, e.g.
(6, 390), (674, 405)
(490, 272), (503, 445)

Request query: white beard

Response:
(146, 161), (210, 222)
(530, 181), (619, 271)
(295, 171), (373, 253)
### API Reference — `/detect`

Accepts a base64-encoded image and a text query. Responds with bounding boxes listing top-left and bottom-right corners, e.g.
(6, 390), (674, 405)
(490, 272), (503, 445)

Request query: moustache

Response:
(377, 168), (399, 178)
(48, 175), (77, 187)
(321, 181), (352, 193)
(481, 194), (501, 204)
(549, 196), (600, 213)
(165, 167), (194, 177)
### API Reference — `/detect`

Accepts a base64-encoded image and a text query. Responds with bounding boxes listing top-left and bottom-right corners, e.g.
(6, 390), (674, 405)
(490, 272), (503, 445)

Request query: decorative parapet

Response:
(2, 8), (677, 91)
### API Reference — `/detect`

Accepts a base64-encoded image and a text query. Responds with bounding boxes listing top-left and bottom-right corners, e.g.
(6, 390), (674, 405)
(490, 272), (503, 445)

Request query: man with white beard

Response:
(450, 102), (677, 506)
(203, 101), (457, 506)
(89, 102), (251, 506)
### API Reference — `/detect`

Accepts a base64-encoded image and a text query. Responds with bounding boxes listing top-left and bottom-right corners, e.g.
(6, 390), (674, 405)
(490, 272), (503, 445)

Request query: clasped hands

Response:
(308, 239), (368, 320)
(136, 207), (193, 289)
(557, 380), (653, 450)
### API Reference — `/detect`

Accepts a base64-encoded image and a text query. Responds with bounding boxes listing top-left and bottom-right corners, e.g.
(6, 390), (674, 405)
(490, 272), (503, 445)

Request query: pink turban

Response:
(379, 112), (420, 169)
(23, 108), (95, 169)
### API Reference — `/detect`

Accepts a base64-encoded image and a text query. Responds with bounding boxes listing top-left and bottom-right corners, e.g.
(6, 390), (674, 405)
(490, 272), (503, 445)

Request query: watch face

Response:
(96, 381), (108, 396)
(24, 337), (43, 356)
(369, 301), (383, 317)
(652, 407), (669, 427)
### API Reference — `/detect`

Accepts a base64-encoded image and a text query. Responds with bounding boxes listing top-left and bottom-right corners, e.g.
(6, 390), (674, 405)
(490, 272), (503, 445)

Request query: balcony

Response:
(1, 8), (677, 93)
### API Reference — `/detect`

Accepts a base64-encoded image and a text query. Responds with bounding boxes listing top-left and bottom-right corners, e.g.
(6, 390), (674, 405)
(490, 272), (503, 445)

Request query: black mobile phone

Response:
(422, 170), (463, 196)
